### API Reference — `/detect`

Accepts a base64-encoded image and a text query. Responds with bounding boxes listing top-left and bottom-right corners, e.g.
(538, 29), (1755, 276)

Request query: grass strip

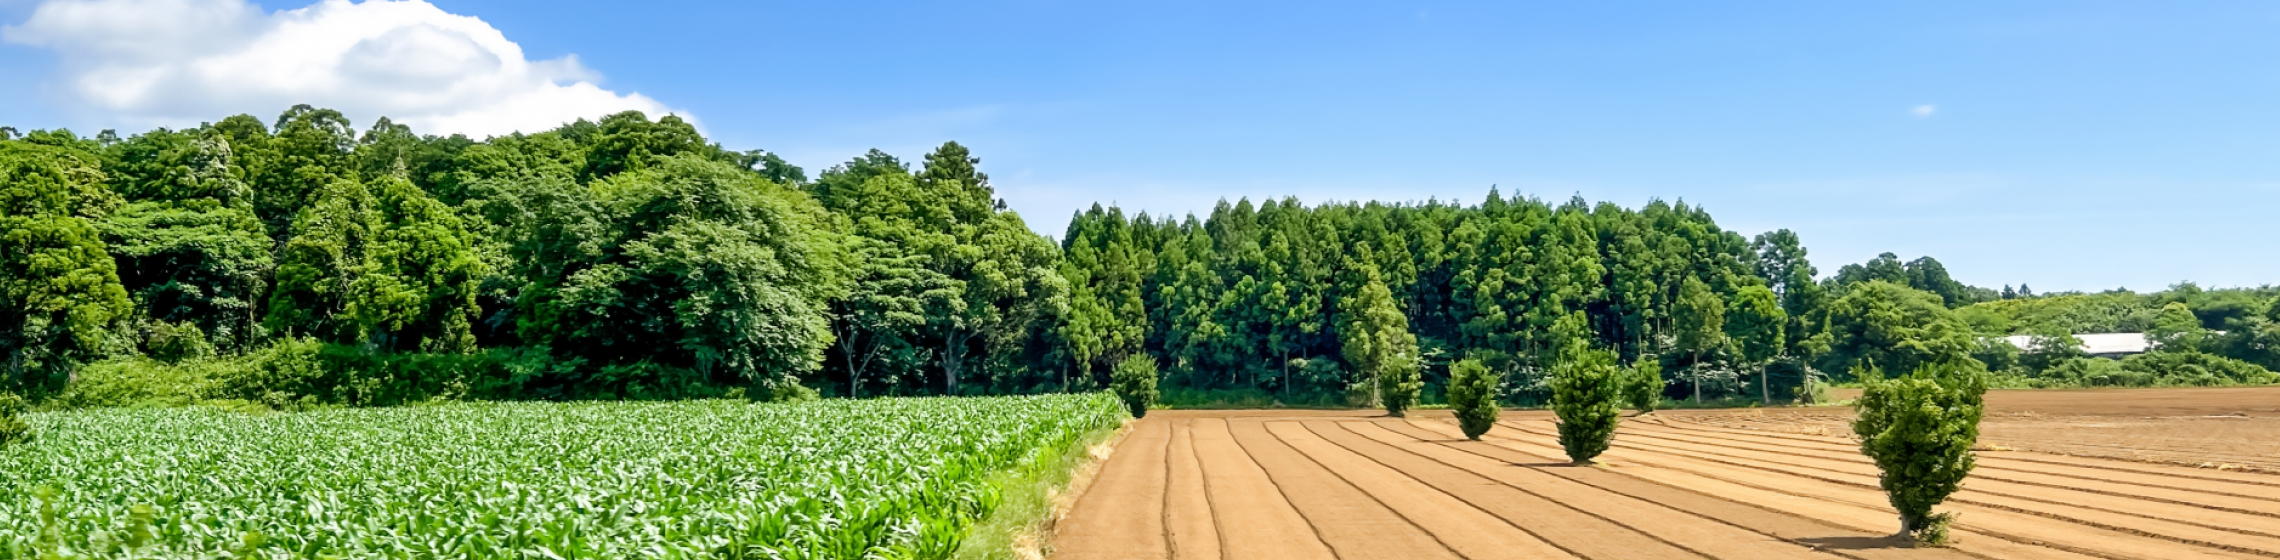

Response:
(954, 418), (1134, 560)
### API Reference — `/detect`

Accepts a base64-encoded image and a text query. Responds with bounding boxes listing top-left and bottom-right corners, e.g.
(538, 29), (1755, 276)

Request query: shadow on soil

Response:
(1798, 535), (1917, 550)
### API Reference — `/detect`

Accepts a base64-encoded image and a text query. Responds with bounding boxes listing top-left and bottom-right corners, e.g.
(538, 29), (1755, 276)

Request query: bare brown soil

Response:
(1679, 385), (2280, 472)
(1054, 401), (2280, 560)
(1825, 385), (2280, 416)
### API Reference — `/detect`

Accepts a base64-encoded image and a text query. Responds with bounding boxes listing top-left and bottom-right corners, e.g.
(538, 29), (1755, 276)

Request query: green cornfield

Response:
(0, 394), (1128, 559)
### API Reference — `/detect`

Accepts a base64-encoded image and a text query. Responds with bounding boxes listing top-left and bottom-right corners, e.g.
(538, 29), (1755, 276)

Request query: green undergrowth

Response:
(952, 418), (1130, 560)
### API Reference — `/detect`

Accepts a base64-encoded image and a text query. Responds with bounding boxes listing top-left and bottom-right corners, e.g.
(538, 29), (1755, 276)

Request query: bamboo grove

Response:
(4, 106), (2276, 408)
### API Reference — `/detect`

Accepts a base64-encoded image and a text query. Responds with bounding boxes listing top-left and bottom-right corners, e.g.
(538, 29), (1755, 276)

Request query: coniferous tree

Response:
(1340, 248), (1421, 416)
(1626, 355), (1663, 413)
(1551, 339), (1623, 463)
(1855, 362), (1987, 544)
(1673, 276), (1727, 402)
(1447, 358), (1501, 439)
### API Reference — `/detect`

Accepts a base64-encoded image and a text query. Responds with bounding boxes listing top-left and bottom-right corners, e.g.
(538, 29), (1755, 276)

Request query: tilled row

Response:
(1666, 414), (2280, 474)
(1054, 412), (2280, 560)
(1483, 416), (2280, 560)
(1060, 415), (1993, 560)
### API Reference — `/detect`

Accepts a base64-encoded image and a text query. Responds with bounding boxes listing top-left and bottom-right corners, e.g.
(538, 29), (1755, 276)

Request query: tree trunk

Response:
(1691, 352), (1702, 404)
(842, 337), (861, 398)
(1760, 365), (1769, 405)
(942, 332), (969, 394)
(1281, 348), (1290, 401)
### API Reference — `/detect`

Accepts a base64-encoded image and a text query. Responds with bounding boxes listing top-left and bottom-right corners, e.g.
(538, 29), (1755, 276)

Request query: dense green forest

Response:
(2, 107), (2274, 409)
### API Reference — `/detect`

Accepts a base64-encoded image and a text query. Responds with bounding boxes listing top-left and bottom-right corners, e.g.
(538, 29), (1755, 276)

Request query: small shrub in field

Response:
(1446, 359), (1501, 440)
(1110, 354), (1159, 418)
(1551, 346), (1623, 464)
(1377, 355), (1423, 418)
(1854, 362), (1986, 544)
(1625, 356), (1663, 413)
(0, 392), (29, 444)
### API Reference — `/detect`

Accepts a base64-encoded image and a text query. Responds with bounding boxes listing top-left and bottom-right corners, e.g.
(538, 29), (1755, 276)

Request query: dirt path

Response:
(1055, 410), (2280, 560)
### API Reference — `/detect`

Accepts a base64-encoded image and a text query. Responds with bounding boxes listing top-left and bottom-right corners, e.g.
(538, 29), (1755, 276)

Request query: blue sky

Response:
(3, 0), (2277, 292)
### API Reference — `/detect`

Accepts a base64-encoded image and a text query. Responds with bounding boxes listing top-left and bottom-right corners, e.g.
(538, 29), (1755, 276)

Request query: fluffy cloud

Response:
(3, 0), (683, 137)
(1912, 104), (1938, 118)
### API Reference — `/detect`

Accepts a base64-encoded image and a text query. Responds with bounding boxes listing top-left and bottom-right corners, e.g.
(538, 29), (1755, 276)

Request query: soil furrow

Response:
(1389, 420), (2112, 560)
(1342, 420), (1985, 560)
(1188, 418), (1339, 560)
(1598, 422), (2280, 533)
(1307, 420), (1855, 560)
(1261, 421), (1581, 560)
(1223, 419), (1463, 560)
(1271, 421), (1700, 560)
(1650, 418), (2280, 500)
(1659, 417), (2280, 487)
(1055, 418), (1171, 560)
(1650, 418), (2280, 496)
(1441, 419), (2269, 560)
(1165, 419), (1222, 560)
(1054, 407), (2280, 560)
(1498, 420), (2280, 555)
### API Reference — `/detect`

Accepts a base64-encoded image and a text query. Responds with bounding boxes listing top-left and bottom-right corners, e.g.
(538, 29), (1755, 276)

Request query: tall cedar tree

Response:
(1339, 247), (1421, 416)
(1673, 276), (1726, 402)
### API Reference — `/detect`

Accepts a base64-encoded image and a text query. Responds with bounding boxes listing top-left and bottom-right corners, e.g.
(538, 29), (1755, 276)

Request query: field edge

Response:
(954, 416), (1136, 560)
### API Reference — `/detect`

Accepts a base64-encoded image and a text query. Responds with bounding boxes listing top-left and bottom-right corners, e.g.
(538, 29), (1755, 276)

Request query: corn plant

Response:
(0, 394), (1128, 559)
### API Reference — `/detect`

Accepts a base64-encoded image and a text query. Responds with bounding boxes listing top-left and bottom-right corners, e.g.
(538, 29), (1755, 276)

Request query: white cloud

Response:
(3, 0), (684, 138)
(1911, 104), (1937, 118)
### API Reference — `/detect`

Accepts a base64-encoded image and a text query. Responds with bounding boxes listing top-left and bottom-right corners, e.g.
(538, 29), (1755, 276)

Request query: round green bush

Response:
(1446, 359), (1501, 440)
(1853, 362), (1986, 542)
(1625, 355), (1663, 413)
(1110, 354), (1159, 418)
(1550, 347), (1622, 464)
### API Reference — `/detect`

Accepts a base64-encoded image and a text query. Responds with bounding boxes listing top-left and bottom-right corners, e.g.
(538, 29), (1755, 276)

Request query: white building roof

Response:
(2000, 332), (2151, 356)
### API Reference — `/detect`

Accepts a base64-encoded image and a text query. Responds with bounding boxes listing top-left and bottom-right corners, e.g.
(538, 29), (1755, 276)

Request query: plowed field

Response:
(1715, 385), (2280, 472)
(1053, 407), (2280, 560)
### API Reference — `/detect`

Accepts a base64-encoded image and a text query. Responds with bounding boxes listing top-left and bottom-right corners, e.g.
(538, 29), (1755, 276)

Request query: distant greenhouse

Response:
(2001, 333), (2152, 358)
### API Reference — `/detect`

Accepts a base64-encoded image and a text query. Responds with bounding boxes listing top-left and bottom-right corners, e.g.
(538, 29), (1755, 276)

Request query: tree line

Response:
(2, 106), (2273, 407)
